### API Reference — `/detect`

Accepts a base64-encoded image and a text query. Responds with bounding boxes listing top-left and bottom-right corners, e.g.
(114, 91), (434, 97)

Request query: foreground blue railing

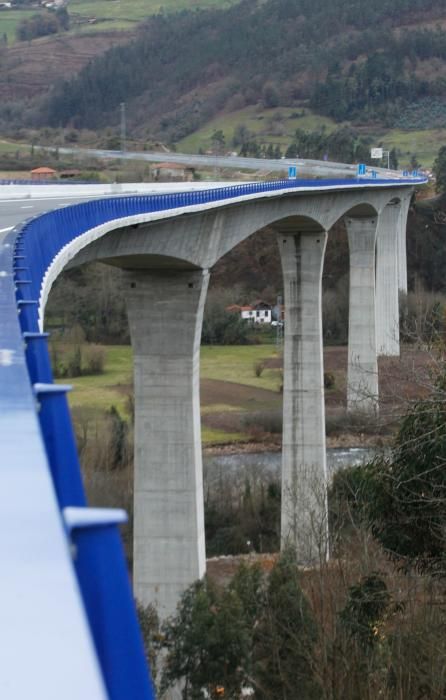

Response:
(1, 175), (425, 698)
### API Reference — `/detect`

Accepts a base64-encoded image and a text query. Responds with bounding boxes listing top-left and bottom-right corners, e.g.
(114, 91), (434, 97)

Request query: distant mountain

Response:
(26, 0), (446, 139)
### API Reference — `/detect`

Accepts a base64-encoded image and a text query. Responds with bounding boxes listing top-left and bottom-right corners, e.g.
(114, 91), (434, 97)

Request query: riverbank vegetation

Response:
(136, 358), (446, 698)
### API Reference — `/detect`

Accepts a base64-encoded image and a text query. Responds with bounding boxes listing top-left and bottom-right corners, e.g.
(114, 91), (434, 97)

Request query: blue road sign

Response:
(357, 163), (366, 176)
(403, 170), (409, 176)
(288, 165), (297, 178)
(412, 170), (418, 177)
(371, 170), (377, 178)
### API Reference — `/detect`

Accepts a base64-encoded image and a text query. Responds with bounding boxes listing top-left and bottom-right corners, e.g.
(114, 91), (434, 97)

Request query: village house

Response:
(30, 166), (57, 181)
(226, 301), (273, 324)
(152, 162), (195, 182)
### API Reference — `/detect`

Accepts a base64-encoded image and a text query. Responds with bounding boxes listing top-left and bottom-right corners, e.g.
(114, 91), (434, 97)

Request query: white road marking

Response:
(0, 226), (13, 233)
(20, 205), (34, 209)
(0, 349), (14, 366)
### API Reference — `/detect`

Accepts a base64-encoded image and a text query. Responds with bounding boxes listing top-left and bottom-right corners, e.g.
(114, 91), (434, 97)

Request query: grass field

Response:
(177, 107), (444, 168)
(0, 9), (37, 43)
(64, 344), (282, 444)
(0, 0), (237, 44)
(178, 107), (338, 154)
(69, 0), (236, 24)
(379, 127), (446, 168)
(0, 140), (31, 155)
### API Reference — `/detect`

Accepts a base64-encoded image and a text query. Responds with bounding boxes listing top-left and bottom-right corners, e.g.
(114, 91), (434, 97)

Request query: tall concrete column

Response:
(345, 216), (379, 412)
(397, 194), (411, 294)
(277, 230), (328, 563)
(124, 268), (209, 618)
(376, 202), (401, 356)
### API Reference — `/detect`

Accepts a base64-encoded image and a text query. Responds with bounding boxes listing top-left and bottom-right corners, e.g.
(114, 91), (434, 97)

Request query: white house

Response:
(226, 301), (273, 324)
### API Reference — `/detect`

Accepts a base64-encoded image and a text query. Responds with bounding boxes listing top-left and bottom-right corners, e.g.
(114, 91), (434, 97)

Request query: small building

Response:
(59, 169), (82, 180)
(226, 301), (273, 324)
(30, 166), (57, 181)
(152, 162), (195, 182)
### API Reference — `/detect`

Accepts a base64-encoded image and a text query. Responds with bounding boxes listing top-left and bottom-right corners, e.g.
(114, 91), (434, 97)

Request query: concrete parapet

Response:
(345, 216), (379, 412)
(123, 268), (209, 618)
(277, 229), (329, 564)
(376, 202), (401, 356)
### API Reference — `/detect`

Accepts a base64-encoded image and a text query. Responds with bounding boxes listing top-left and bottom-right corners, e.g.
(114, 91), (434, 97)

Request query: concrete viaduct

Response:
(42, 179), (414, 614)
(0, 173), (424, 697)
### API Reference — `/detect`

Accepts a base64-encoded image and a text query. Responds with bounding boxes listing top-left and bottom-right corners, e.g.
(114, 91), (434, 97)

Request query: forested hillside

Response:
(39, 0), (446, 141)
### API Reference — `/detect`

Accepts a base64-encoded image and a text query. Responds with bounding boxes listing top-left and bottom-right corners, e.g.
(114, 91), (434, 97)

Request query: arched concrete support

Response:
(345, 216), (379, 412)
(376, 202), (401, 356)
(397, 194), (412, 293)
(66, 190), (396, 276)
(123, 268), (209, 618)
(276, 229), (328, 563)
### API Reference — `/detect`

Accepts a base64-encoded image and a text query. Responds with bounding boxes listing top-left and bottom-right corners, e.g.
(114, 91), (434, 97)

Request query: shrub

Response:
(83, 343), (105, 375)
(66, 345), (82, 377)
(241, 409), (282, 435)
(254, 360), (265, 377)
(324, 371), (336, 389)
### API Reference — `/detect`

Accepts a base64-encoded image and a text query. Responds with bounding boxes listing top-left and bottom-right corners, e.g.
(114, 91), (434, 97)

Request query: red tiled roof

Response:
(31, 167), (57, 174)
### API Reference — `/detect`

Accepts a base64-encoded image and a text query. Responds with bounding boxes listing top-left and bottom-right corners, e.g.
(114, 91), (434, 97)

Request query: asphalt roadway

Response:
(0, 195), (83, 234)
(41, 145), (368, 178)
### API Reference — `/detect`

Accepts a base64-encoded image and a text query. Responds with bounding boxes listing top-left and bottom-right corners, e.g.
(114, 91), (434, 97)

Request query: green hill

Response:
(38, 0), (446, 144)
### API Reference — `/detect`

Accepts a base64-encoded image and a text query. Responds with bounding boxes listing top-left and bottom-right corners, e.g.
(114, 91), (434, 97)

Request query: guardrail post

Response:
(17, 299), (38, 331)
(64, 507), (155, 700)
(34, 383), (86, 507)
(23, 331), (53, 383)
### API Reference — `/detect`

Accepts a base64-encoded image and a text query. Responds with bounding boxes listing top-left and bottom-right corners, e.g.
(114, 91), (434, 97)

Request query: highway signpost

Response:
(371, 147), (390, 169)
(288, 165), (297, 178)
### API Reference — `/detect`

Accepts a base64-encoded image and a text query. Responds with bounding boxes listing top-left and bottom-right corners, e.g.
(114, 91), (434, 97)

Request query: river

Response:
(203, 447), (376, 487)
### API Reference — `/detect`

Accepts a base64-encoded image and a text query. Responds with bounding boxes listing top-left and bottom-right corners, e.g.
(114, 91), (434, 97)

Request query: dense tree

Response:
(433, 145), (446, 193)
(16, 10), (69, 41)
(161, 577), (253, 699)
(253, 548), (320, 699)
(38, 0), (446, 137)
(332, 364), (446, 576)
(201, 296), (249, 345)
(161, 554), (319, 699)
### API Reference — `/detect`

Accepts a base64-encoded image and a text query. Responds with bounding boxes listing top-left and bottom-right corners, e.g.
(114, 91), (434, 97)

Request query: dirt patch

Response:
(201, 378), (280, 408)
(110, 346), (435, 446)
(379, 348), (435, 404)
(0, 31), (133, 100)
(207, 553), (279, 587)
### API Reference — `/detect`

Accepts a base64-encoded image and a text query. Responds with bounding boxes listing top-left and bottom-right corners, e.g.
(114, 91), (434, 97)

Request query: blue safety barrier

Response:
(0, 178), (100, 185)
(1, 174), (426, 698)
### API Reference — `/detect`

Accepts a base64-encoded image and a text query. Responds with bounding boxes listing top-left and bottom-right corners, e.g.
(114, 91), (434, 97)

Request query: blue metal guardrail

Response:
(0, 178), (101, 185)
(1, 175), (425, 698)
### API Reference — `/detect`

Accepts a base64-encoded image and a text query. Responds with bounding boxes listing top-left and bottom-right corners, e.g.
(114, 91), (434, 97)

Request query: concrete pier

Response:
(277, 228), (328, 563)
(345, 216), (379, 412)
(397, 194), (411, 294)
(124, 268), (209, 617)
(376, 202), (401, 356)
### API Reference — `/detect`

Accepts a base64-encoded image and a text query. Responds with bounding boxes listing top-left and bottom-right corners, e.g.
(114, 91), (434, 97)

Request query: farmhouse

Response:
(226, 301), (273, 324)
(30, 166), (57, 180)
(152, 162), (195, 182)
